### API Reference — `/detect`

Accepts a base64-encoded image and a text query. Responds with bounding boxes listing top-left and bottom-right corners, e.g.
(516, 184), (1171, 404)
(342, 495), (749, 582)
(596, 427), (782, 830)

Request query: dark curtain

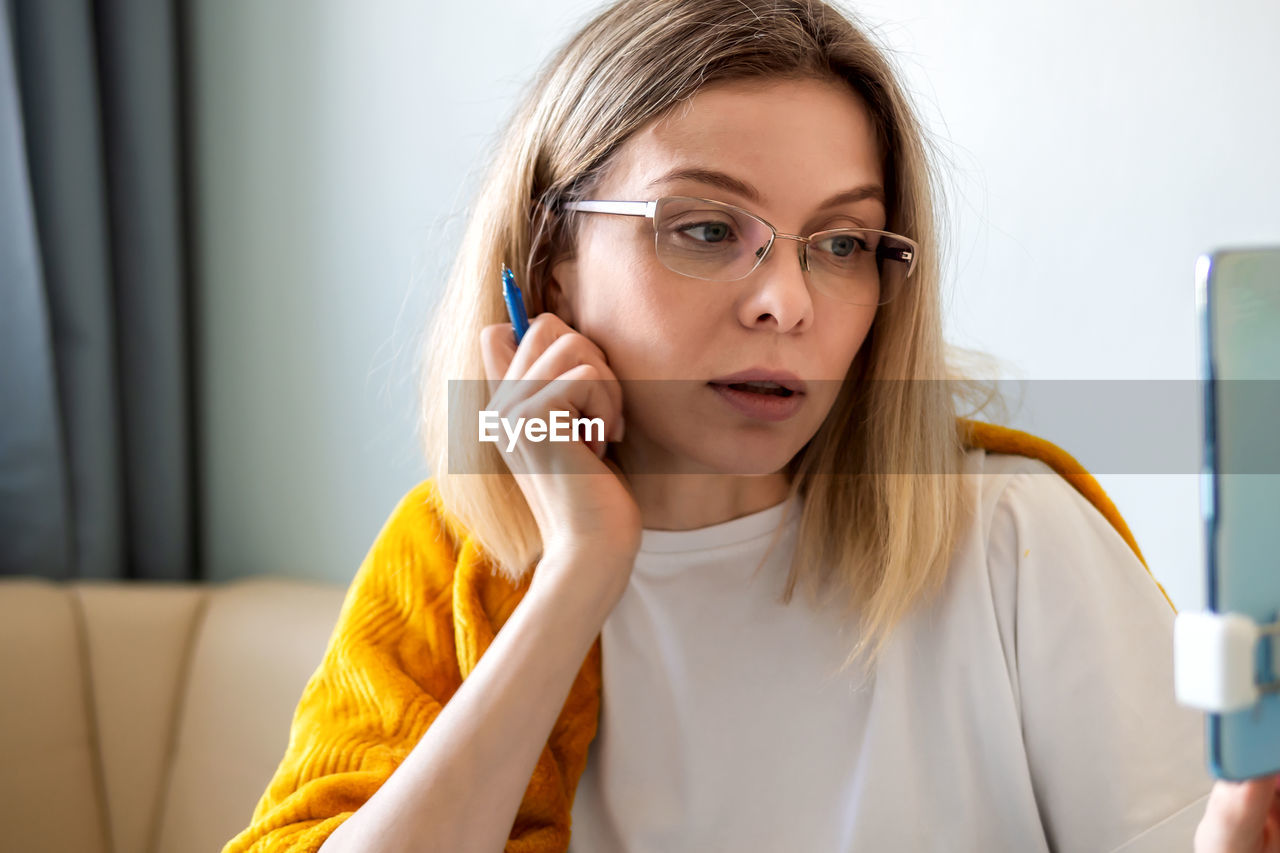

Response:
(0, 0), (198, 581)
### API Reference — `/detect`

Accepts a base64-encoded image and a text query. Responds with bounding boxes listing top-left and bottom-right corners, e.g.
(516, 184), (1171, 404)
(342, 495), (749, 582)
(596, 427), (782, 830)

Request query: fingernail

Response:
(612, 419), (625, 442)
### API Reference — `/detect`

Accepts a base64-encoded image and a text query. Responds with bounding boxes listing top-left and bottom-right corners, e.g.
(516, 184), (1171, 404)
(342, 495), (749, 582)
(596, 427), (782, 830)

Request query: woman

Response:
(224, 0), (1274, 850)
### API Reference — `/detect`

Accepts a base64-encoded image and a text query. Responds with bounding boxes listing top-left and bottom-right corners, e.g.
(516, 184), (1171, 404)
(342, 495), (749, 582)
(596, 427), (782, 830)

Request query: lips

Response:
(708, 382), (806, 422)
(707, 369), (807, 396)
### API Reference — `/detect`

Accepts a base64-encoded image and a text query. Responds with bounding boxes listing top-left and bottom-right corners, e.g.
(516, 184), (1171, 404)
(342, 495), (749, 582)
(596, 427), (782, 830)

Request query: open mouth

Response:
(709, 381), (798, 398)
(707, 380), (805, 422)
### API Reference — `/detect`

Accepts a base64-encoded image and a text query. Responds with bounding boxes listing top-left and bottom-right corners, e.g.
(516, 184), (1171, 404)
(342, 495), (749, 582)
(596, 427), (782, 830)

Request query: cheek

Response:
(827, 308), (876, 371)
(577, 256), (714, 380)
(571, 244), (651, 361)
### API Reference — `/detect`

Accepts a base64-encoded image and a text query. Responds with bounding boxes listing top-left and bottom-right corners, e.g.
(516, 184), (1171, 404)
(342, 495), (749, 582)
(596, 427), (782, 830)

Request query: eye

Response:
(821, 232), (871, 258)
(677, 219), (737, 244)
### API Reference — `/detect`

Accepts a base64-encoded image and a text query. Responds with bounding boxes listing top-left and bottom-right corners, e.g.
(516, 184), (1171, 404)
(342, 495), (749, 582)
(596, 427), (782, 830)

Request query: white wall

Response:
(193, 0), (1279, 607)
(192, 1), (601, 582)
(854, 0), (1280, 612)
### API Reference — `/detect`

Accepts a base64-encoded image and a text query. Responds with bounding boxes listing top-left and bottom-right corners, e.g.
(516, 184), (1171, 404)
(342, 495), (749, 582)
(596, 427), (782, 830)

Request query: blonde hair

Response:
(419, 0), (1005, 677)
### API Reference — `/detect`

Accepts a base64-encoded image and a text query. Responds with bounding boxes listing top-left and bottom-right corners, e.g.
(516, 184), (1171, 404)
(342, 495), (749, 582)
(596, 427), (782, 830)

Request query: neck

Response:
(606, 426), (795, 530)
(622, 470), (791, 531)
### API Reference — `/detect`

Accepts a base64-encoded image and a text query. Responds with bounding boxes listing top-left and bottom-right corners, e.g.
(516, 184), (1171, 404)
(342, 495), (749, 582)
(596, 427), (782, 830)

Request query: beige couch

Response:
(0, 576), (348, 853)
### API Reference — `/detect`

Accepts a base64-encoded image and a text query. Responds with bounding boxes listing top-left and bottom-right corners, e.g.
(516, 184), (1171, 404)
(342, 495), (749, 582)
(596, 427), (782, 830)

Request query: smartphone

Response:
(1198, 246), (1280, 780)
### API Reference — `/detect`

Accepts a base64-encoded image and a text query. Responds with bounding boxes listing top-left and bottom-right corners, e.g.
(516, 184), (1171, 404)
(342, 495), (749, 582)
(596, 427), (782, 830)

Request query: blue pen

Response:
(501, 265), (530, 345)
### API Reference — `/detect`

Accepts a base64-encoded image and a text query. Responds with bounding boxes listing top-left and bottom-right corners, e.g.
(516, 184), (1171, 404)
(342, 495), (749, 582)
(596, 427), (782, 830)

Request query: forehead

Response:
(598, 77), (884, 208)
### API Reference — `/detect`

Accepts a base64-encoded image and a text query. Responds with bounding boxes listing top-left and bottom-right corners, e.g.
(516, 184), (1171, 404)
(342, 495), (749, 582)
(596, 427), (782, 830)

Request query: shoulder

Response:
(955, 447), (1177, 683)
(349, 477), (466, 606)
(965, 447), (1160, 599)
(979, 450), (1104, 540)
(963, 446), (1100, 562)
(377, 477), (466, 555)
(921, 447), (1135, 651)
(964, 450), (1213, 850)
(966, 444), (1088, 500)
(959, 420), (1152, 577)
(966, 447), (1178, 674)
(965, 446), (1065, 513)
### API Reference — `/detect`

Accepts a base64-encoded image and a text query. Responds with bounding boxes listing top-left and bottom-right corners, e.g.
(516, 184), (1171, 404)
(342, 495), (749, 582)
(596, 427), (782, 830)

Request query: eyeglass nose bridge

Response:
(752, 230), (813, 275)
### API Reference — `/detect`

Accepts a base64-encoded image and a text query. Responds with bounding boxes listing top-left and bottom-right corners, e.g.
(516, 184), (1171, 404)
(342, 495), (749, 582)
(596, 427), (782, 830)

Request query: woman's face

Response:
(550, 76), (886, 477)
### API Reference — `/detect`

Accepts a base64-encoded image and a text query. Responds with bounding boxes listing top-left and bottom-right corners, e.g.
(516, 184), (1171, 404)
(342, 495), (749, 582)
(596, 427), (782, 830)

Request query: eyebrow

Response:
(645, 166), (886, 210)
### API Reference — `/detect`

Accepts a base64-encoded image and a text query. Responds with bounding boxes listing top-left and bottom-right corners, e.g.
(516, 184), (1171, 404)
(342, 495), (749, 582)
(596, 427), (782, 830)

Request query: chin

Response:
(666, 434), (801, 477)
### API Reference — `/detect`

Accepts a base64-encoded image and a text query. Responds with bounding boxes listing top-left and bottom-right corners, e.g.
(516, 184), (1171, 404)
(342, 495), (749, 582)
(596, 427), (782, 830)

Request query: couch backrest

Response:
(0, 577), (347, 853)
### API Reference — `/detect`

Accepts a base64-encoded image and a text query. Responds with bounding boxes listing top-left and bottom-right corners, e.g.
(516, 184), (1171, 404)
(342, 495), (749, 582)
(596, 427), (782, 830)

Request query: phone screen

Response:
(1202, 247), (1280, 779)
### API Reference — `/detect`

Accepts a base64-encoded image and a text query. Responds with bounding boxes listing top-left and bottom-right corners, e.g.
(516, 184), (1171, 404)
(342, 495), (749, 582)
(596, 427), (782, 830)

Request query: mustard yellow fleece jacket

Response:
(221, 420), (1174, 852)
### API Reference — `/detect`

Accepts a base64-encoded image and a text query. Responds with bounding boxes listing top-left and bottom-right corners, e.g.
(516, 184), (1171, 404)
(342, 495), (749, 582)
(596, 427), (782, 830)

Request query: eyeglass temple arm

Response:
(562, 200), (657, 218)
(879, 245), (914, 263)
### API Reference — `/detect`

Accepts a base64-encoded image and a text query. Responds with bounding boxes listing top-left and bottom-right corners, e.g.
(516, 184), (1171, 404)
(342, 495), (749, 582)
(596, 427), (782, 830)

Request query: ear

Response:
(530, 195), (579, 326)
(546, 255), (578, 327)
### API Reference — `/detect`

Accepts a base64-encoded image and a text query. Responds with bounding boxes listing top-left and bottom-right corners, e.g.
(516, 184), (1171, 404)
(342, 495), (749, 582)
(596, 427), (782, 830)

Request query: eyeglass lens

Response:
(652, 196), (911, 306)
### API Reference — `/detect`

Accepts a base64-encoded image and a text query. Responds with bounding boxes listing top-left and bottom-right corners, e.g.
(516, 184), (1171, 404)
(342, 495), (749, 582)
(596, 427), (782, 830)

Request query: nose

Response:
(770, 232), (811, 273)
(740, 233), (813, 332)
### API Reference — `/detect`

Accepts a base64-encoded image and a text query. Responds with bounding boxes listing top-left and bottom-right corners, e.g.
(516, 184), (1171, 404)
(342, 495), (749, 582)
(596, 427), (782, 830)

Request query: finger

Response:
(541, 364), (619, 459)
(504, 314), (620, 419)
(480, 323), (518, 399)
(1201, 776), (1278, 851)
(519, 363), (620, 460)
(489, 312), (625, 443)
(519, 334), (624, 439)
(1266, 781), (1280, 852)
(504, 313), (572, 383)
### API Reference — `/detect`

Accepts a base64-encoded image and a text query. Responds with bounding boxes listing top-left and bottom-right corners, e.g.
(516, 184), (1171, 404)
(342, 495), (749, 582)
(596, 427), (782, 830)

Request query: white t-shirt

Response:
(568, 448), (1214, 852)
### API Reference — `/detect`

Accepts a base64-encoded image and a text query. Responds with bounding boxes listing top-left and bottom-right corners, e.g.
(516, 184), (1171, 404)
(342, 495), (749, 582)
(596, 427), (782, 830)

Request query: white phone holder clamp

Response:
(1175, 610), (1280, 713)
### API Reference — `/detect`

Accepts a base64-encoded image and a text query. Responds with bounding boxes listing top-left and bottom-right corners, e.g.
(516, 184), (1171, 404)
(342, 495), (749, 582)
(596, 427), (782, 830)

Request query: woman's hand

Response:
(1196, 775), (1280, 852)
(480, 312), (641, 598)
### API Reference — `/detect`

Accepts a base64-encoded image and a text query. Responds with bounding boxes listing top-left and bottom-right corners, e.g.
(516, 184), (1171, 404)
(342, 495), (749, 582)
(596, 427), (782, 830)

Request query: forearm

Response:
(318, 550), (622, 853)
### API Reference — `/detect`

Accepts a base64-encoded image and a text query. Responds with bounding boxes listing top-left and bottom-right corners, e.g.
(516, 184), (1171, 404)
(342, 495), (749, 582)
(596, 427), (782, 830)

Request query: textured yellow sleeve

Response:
(221, 479), (465, 852)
